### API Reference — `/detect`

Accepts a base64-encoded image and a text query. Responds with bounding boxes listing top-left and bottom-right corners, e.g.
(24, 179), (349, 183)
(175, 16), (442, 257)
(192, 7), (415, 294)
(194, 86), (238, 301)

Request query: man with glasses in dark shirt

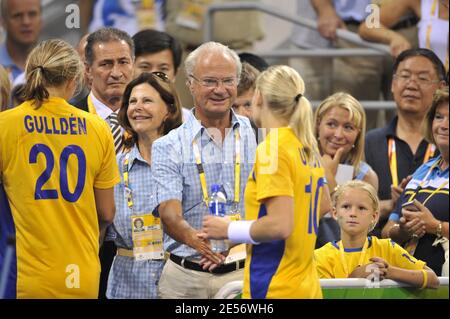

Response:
(365, 48), (447, 238)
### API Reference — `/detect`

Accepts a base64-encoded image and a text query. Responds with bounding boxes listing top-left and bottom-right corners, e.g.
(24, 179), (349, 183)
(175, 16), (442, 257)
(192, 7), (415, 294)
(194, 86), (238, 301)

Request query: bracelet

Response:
(388, 223), (400, 238)
(228, 221), (260, 245)
(420, 269), (428, 289)
(436, 221), (443, 238)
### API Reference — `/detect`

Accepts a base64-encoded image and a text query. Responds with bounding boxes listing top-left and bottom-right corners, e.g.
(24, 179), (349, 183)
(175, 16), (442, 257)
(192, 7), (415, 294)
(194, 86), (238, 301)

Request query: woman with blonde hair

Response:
(315, 92), (378, 193)
(0, 39), (120, 298)
(202, 65), (327, 298)
(0, 65), (11, 111)
(383, 86), (449, 276)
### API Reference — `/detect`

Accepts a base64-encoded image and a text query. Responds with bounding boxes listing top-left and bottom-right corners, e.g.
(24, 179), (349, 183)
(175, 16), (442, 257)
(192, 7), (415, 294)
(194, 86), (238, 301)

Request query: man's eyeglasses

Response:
(152, 71), (170, 83)
(189, 74), (237, 88)
(393, 73), (441, 86)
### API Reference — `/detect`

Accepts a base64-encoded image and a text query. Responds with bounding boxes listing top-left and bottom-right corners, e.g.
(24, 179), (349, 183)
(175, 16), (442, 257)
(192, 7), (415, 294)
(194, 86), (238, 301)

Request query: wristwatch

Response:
(436, 221), (443, 238)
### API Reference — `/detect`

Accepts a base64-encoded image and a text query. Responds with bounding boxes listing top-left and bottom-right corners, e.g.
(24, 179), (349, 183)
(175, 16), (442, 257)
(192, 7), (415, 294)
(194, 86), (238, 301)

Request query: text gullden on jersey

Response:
(24, 115), (87, 135)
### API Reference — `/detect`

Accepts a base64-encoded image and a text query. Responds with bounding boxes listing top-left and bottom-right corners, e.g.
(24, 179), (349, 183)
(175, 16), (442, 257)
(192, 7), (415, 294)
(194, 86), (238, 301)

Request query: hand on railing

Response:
(317, 8), (347, 41)
(390, 34), (412, 58)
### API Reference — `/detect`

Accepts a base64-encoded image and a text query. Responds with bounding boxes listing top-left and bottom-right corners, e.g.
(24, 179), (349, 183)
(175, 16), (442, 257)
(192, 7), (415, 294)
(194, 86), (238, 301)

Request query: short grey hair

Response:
(185, 42), (242, 81)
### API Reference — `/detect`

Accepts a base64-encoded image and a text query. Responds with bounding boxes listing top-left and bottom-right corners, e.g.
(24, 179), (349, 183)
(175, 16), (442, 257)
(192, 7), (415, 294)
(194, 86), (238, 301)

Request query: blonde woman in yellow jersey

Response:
(314, 180), (439, 288)
(202, 65), (326, 299)
(0, 39), (120, 298)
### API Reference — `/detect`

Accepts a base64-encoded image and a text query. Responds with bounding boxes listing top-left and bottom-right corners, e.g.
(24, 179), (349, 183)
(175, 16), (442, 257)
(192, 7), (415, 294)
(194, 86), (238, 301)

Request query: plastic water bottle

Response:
(208, 184), (229, 253)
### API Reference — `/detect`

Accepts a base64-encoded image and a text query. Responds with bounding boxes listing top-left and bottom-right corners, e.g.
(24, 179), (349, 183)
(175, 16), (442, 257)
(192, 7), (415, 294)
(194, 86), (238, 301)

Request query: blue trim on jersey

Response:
(249, 204), (285, 299)
(331, 236), (373, 252)
(0, 184), (17, 299)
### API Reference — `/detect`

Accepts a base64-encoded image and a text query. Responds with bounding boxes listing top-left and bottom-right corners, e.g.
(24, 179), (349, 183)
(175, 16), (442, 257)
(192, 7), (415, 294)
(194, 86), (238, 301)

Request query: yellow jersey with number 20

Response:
(0, 97), (120, 299)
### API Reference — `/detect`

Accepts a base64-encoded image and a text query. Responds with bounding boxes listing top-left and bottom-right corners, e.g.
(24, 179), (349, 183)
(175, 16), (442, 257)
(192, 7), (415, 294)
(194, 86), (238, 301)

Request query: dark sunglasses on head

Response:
(152, 71), (170, 83)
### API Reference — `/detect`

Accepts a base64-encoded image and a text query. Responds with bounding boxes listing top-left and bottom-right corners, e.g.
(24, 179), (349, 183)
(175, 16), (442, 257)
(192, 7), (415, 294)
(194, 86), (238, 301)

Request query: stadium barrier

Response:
(214, 277), (449, 299)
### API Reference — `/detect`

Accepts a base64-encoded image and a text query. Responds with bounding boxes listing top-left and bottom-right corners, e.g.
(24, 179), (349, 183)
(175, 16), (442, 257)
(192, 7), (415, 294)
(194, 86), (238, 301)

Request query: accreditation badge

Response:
(175, 0), (212, 30)
(228, 202), (241, 221)
(225, 202), (246, 264)
(131, 214), (164, 261)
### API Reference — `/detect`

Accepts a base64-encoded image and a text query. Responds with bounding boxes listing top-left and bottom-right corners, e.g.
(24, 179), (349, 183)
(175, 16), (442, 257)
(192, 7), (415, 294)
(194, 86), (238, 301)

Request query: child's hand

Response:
(369, 257), (390, 279)
(349, 258), (389, 281)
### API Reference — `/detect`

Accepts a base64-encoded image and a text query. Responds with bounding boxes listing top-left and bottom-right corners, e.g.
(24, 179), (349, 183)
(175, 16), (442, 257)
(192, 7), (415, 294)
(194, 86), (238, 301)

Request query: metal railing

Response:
(203, 2), (396, 110)
(214, 277), (450, 299)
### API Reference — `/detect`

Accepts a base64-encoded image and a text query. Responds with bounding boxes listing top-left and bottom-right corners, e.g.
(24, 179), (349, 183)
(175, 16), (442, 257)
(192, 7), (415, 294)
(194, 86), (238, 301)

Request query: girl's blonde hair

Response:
(332, 180), (380, 231)
(23, 39), (84, 108)
(0, 64), (11, 111)
(256, 65), (319, 164)
(314, 92), (366, 172)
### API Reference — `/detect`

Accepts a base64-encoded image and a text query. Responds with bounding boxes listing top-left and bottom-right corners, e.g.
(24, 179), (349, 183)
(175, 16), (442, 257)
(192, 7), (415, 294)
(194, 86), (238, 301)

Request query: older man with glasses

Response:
(151, 41), (257, 299)
(365, 48), (447, 239)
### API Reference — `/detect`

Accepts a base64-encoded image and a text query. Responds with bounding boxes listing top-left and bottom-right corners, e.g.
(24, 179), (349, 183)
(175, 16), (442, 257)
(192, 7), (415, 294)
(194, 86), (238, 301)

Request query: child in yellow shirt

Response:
(314, 180), (439, 288)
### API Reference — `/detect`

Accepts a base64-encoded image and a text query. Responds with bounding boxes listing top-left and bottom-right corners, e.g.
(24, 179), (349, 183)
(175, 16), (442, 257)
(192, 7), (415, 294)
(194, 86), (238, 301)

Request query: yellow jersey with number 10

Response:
(242, 127), (324, 299)
(0, 97), (120, 298)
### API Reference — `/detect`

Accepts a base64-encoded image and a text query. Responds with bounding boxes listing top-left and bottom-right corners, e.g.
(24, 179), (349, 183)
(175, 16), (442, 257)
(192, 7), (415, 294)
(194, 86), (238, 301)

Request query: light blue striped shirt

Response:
(107, 144), (164, 299)
(152, 109), (257, 258)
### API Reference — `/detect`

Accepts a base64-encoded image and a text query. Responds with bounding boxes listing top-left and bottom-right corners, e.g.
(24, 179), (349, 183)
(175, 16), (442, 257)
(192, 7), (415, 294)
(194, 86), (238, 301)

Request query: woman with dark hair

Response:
(106, 72), (182, 299)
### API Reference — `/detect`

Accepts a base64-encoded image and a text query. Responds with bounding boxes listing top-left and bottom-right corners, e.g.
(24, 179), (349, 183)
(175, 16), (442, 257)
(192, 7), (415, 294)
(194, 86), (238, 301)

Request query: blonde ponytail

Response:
(24, 66), (50, 108)
(0, 65), (11, 111)
(23, 39), (84, 108)
(256, 65), (320, 165)
(289, 94), (320, 165)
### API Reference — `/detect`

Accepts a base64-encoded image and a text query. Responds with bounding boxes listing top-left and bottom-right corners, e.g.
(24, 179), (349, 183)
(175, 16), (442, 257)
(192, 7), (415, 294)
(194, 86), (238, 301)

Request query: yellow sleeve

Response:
(255, 143), (294, 201)
(388, 240), (426, 270)
(314, 246), (336, 279)
(93, 119), (120, 189)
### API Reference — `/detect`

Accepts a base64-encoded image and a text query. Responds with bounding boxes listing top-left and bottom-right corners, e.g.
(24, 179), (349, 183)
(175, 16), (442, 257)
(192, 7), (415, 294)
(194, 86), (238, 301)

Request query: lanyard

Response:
(123, 152), (134, 210)
(338, 238), (369, 277)
(87, 94), (98, 115)
(192, 128), (241, 207)
(388, 138), (436, 187)
(427, 0), (449, 71)
(407, 158), (449, 204)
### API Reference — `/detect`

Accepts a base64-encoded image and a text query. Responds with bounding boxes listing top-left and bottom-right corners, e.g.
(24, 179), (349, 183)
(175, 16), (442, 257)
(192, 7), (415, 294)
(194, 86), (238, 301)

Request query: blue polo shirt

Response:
(0, 44), (23, 82)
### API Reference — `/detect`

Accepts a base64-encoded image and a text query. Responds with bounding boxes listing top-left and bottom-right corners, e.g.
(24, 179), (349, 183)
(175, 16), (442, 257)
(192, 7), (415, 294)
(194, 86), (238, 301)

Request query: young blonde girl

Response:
(314, 180), (439, 288)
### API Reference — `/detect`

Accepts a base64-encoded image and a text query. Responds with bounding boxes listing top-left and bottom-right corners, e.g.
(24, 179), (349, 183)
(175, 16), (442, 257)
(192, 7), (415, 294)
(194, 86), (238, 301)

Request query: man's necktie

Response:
(108, 112), (123, 154)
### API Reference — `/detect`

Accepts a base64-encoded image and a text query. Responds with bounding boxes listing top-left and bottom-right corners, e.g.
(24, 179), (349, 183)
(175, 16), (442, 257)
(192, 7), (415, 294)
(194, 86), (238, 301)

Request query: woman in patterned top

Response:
(106, 72), (182, 299)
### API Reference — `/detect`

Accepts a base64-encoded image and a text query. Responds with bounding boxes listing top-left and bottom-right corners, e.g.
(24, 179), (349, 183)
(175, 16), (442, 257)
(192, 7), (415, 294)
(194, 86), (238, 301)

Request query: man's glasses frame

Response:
(189, 74), (237, 88)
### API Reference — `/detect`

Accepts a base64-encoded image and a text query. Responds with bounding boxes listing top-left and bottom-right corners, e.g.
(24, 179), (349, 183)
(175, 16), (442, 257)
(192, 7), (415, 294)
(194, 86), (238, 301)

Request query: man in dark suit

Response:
(72, 27), (134, 299)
